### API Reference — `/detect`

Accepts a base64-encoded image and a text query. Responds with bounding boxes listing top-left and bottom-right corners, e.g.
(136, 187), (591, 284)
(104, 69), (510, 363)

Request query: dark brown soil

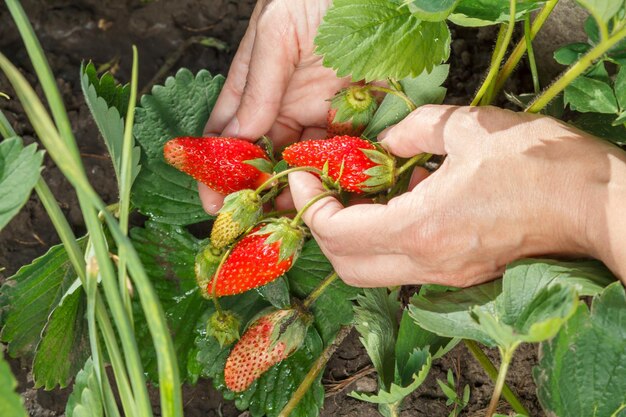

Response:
(0, 1), (540, 416)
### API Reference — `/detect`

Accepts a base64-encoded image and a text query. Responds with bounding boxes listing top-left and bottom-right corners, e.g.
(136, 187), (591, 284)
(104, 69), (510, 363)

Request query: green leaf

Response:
(0, 137), (43, 231)
(353, 289), (399, 389)
(570, 112), (626, 145)
(80, 62), (139, 187)
(315, 0), (450, 82)
(449, 0), (543, 27)
(363, 65), (449, 140)
(576, 0), (623, 23)
(195, 295), (324, 417)
(411, 259), (587, 349)
(287, 239), (360, 345)
(404, 0), (460, 21)
(0, 350), (28, 417)
(350, 349), (431, 405)
(553, 43), (592, 66)
(132, 69), (224, 225)
(257, 277), (291, 309)
(564, 76), (618, 113)
(1, 238), (86, 358)
(395, 307), (453, 367)
(65, 358), (103, 417)
(130, 220), (209, 382)
(409, 280), (501, 346)
(534, 282), (626, 417)
(614, 65), (626, 111)
(33, 287), (89, 389)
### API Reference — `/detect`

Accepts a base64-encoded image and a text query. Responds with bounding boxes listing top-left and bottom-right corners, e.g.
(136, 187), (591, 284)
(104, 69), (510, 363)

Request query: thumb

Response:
(222, 18), (296, 139)
(379, 104), (461, 157)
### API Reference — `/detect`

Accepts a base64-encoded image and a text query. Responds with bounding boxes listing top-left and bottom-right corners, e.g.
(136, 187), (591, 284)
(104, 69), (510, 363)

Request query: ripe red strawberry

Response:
(282, 135), (395, 193)
(224, 308), (310, 392)
(206, 219), (305, 297)
(326, 85), (377, 138)
(163, 136), (273, 194)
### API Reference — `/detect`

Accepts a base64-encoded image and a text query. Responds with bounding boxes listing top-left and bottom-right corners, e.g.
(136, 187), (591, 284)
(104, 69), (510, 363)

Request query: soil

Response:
(0, 1), (540, 416)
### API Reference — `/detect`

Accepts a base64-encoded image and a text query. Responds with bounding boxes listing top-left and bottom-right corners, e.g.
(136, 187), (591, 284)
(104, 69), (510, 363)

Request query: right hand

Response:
(200, 0), (350, 214)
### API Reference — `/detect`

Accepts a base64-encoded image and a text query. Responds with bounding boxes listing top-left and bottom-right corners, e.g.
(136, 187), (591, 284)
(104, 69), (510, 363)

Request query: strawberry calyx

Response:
(359, 145), (396, 193)
(330, 85), (378, 129)
(194, 243), (225, 299)
(253, 218), (306, 263)
(211, 189), (263, 249)
(207, 310), (241, 348)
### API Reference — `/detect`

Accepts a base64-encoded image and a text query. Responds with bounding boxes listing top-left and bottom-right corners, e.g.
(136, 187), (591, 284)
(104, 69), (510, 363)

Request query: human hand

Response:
(289, 105), (626, 287)
(200, 0), (349, 214)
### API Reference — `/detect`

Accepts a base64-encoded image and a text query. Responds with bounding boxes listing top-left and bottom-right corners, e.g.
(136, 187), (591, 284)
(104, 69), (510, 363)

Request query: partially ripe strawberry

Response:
(224, 308), (310, 392)
(194, 242), (225, 299)
(282, 135), (395, 193)
(163, 137), (272, 194)
(211, 189), (262, 249)
(326, 85), (377, 138)
(207, 219), (305, 297)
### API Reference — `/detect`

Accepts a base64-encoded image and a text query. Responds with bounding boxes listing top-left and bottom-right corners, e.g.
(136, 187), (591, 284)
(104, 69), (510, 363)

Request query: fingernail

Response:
(206, 203), (219, 214)
(222, 116), (240, 137)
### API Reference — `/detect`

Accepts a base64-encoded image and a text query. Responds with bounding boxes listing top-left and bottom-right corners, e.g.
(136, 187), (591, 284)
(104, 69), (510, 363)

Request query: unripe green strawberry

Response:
(163, 136), (273, 194)
(211, 189), (262, 249)
(207, 219), (305, 297)
(194, 243), (225, 299)
(207, 310), (241, 348)
(282, 135), (395, 193)
(327, 85), (377, 138)
(224, 308), (310, 392)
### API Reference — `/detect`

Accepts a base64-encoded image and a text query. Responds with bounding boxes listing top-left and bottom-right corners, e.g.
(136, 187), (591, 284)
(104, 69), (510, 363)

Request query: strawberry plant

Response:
(1, 0), (626, 417)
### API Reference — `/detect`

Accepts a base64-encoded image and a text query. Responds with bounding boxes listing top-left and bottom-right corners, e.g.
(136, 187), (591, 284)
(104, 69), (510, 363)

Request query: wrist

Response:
(584, 144), (626, 283)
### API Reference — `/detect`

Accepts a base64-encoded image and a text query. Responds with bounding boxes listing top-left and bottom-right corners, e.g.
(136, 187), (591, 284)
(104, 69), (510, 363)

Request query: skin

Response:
(203, 0), (626, 286)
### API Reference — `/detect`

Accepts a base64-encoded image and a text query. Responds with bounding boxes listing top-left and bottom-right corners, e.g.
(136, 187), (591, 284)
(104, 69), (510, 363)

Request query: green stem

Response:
(117, 46), (139, 323)
(493, 0), (559, 95)
(0, 110), (15, 138)
(303, 272), (338, 309)
(368, 85), (417, 111)
(395, 153), (432, 177)
(464, 340), (529, 416)
(290, 190), (338, 227)
(524, 14), (541, 94)
(471, 0), (517, 106)
(526, 24), (626, 113)
(209, 245), (232, 314)
(277, 325), (353, 417)
(486, 345), (518, 417)
(255, 166), (324, 194)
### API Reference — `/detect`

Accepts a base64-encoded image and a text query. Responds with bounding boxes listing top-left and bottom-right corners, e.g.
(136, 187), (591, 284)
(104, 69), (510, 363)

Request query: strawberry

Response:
(224, 308), (310, 392)
(206, 219), (305, 297)
(282, 135), (395, 193)
(163, 136), (273, 194)
(211, 189), (262, 249)
(326, 85), (377, 138)
(194, 242), (225, 299)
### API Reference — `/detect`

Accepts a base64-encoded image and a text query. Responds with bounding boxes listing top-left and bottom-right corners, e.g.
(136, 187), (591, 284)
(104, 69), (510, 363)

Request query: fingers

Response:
(204, 2), (266, 135)
(379, 104), (462, 157)
(198, 183), (225, 215)
(221, 9), (298, 139)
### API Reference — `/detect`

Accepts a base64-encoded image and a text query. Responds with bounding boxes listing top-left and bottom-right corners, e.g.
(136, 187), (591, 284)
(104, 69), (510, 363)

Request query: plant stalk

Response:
(303, 272), (338, 309)
(290, 190), (338, 227)
(464, 340), (529, 416)
(526, 24), (626, 113)
(524, 14), (541, 94)
(368, 85), (417, 111)
(255, 166), (324, 194)
(472, 0), (517, 106)
(277, 325), (353, 417)
(493, 0), (559, 95)
(486, 345), (517, 417)
(395, 153), (432, 177)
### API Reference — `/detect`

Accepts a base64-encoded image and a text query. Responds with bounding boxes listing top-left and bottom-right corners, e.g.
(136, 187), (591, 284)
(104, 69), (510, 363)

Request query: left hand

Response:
(288, 105), (626, 287)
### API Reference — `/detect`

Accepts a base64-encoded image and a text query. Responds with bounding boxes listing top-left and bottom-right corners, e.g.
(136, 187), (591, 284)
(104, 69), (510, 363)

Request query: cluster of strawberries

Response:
(162, 86), (406, 393)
